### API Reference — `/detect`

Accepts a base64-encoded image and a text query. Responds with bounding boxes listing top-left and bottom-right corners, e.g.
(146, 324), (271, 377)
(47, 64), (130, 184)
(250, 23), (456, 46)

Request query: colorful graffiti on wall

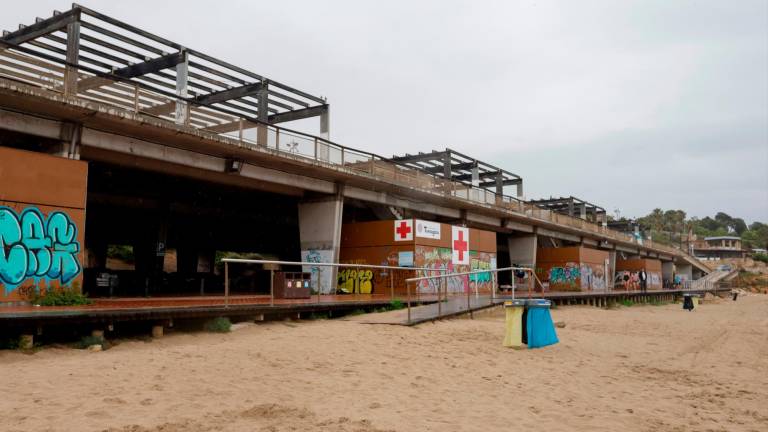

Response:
(548, 262), (580, 288)
(301, 248), (334, 294)
(413, 246), (495, 294)
(337, 268), (374, 294)
(614, 270), (663, 290)
(0, 206), (82, 295)
(579, 263), (606, 291)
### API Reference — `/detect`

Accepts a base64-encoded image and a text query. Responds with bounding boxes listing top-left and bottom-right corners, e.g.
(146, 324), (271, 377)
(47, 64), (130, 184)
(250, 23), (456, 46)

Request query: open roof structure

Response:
(388, 148), (524, 197)
(528, 196), (607, 223)
(0, 3), (328, 132)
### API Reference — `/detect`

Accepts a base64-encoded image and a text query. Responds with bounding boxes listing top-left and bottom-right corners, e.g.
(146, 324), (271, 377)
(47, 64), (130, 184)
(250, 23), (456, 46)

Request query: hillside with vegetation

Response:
(615, 210), (768, 251)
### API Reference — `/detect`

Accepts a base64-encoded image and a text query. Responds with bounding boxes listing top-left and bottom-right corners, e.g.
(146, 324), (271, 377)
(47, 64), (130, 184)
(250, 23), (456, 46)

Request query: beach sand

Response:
(1, 294), (767, 432)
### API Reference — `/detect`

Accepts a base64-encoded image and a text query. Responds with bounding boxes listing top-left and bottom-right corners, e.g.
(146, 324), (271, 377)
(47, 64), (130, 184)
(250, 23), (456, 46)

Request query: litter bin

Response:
(502, 299), (526, 349)
(524, 299), (559, 349)
(682, 293), (695, 311)
(732, 291), (739, 301)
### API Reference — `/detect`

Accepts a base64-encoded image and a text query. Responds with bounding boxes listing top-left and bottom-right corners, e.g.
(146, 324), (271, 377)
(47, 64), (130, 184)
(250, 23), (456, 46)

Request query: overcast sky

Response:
(8, 1), (768, 223)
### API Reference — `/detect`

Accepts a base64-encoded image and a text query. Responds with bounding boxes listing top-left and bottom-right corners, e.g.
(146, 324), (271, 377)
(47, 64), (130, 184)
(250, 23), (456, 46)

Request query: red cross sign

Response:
(394, 219), (413, 241)
(452, 226), (469, 265)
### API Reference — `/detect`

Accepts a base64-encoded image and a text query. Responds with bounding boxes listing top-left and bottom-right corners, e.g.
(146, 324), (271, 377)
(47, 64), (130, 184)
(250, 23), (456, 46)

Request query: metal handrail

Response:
(403, 266), (536, 323)
(221, 258), (449, 308)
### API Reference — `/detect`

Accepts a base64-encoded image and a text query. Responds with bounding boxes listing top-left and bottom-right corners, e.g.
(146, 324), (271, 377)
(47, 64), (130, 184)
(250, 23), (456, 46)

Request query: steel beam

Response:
(267, 104), (328, 124)
(1, 9), (80, 46)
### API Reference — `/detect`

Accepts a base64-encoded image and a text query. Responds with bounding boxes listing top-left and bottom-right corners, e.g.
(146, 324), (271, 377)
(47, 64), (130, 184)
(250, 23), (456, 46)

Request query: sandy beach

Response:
(1, 294), (767, 432)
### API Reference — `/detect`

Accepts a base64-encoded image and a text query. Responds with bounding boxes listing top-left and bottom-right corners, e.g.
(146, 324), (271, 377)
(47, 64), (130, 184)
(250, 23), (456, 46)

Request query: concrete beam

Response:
(343, 186), (461, 219)
(502, 219), (535, 233)
(537, 227), (581, 243)
(79, 127), (336, 194)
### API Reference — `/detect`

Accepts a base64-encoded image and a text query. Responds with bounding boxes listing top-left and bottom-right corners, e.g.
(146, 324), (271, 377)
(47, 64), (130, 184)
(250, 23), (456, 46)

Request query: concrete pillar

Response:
(298, 187), (344, 294)
(607, 250), (617, 289)
(507, 234), (537, 269)
(662, 261), (674, 287)
(256, 83), (270, 146)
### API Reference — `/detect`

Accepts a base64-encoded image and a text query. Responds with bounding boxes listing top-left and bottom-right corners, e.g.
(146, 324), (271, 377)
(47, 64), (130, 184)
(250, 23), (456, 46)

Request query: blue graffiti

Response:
(0, 206), (81, 295)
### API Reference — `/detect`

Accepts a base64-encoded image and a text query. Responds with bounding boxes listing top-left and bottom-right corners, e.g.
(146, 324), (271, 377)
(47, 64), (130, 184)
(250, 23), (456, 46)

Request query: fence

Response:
(220, 258), (451, 307)
(403, 266), (539, 323)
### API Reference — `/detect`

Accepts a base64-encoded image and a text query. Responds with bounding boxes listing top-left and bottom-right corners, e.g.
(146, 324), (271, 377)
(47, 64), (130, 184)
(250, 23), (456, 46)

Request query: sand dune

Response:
(2, 295), (767, 432)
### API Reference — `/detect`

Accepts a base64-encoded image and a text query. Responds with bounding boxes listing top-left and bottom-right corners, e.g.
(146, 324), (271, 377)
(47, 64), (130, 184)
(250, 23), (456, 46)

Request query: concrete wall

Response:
(298, 195), (344, 294)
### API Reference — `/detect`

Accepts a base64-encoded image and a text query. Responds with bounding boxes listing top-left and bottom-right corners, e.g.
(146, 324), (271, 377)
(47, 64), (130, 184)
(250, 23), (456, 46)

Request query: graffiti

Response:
(579, 263), (606, 291)
(614, 270), (662, 290)
(0, 206), (81, 295)
(301, 249), (333, 294)
(469, 258), (491, 283)
(649, 272), (661, 287)
(548, 262), (580, 286)
(337, 268), (373, 294)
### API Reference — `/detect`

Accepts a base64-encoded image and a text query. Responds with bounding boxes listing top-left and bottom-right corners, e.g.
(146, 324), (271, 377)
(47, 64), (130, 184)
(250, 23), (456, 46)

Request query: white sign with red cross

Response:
(394, 219), (413, 241)
(451, 226), (470, 265)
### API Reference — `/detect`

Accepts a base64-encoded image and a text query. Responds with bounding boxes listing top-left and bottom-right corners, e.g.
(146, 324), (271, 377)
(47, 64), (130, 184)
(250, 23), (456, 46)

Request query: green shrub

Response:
(753, 253), (768, 264)
(348, 309), (367, 316)
(619, 299), (635, 307)
(31, 286), (92, 306)
(78, 335), (104, 349)
(204, 317), (232, 333)
(0, 337), (20, 350)
(389, 300), (405, 310)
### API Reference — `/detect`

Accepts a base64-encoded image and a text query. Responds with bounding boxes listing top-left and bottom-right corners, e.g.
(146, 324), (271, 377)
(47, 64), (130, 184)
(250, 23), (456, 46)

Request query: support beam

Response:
(78, 51), (186, 91)
(64, 17), (80, 96)
(175, 50), (189, 125)
(256, 82), (269, 145)
(268, 104), (328, 124)
(1, 9), (80, 46)
(194, 82), (262, 106)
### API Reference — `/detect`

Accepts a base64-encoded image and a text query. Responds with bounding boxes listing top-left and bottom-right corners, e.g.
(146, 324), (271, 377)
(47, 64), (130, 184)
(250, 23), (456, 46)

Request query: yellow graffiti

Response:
(337, 269), (374, 294)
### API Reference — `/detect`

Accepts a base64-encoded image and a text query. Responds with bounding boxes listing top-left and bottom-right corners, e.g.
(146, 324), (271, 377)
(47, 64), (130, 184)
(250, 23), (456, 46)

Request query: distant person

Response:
(639, 269), (648, 292)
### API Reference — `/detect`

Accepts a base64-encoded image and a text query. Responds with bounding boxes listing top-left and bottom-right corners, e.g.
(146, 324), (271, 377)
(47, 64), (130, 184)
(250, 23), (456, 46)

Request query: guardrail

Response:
(404, 266), (536, 323)
(220, 258), (449, 308)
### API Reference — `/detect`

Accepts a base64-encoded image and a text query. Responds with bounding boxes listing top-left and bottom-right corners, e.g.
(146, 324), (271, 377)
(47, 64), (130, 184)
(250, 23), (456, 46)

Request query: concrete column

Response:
(662, 261), (674, 287)
(298, 186), (344, 294)
(607, 250), (617, 289)
(175, 50), (189, 125)
(64, 17), (80, 96)
(507, 235), (537, 289)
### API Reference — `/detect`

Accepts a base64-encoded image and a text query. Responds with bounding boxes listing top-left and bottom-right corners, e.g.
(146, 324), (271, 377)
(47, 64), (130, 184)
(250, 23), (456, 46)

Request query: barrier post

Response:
(224, 261), (229, 308)
(270, 269), (274, 307)
(407, 280), (412, 323)
(467, 275), (471, 317)
(390, 271), (394, 301)
(438, 277), (443, 318)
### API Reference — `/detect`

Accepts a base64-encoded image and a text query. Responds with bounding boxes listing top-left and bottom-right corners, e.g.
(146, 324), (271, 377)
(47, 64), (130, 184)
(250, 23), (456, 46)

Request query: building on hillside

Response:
(692, 236), (748, 260)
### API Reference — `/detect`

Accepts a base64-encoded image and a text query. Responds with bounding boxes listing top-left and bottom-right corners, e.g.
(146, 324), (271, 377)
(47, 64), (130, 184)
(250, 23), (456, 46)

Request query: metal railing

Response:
(220, 258), (450, 308)
(403, 266), (536, 323)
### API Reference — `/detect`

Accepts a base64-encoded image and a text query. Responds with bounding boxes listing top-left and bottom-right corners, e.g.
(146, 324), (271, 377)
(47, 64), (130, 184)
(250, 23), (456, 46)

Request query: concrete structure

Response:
(0, 5), (709, 306)
(692, 236), (748, 260)
(536, 246), (610, 292)
(615, 258), (663, 290)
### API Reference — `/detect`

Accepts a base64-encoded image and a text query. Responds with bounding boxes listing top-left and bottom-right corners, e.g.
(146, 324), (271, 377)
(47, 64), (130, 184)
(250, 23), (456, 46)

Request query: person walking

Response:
(639, 269), (648, 293)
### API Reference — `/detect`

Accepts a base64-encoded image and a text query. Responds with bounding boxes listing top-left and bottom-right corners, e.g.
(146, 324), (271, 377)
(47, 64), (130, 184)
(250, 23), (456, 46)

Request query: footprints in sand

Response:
(101, 403), (393, 432)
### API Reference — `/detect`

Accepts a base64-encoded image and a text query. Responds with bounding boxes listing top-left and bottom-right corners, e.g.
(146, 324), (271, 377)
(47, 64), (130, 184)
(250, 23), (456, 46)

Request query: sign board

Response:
(415, 219), (441, 240)
(393, 219), (413, 241)
(398, 251), (414, 267)
(451, 226), (470, 265)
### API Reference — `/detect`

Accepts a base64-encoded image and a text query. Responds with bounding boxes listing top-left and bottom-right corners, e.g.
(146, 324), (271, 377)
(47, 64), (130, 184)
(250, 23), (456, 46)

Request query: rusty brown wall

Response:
(615, 258), (663, 290)
(0, 147), (88, 302)
(339, 220), (497, 295)
(536, 246), (609, 292)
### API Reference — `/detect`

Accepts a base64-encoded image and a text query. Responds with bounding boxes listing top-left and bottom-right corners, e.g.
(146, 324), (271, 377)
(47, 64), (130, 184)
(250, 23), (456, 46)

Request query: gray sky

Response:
(7, 0), (768, 223)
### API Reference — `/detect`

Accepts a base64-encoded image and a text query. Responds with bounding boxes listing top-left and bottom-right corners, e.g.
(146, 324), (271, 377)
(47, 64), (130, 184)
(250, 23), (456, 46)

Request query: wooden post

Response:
(270, 269), (274, 307)
(407, 281), (412, 323)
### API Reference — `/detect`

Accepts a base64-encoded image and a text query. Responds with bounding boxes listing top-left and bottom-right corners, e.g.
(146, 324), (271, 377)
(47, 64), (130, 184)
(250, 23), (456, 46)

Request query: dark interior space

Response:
(83, 162), (302, 297)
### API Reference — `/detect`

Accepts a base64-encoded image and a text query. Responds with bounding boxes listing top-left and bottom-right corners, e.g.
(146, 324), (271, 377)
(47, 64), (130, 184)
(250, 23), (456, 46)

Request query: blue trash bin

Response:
(525, 299), (559, 348)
